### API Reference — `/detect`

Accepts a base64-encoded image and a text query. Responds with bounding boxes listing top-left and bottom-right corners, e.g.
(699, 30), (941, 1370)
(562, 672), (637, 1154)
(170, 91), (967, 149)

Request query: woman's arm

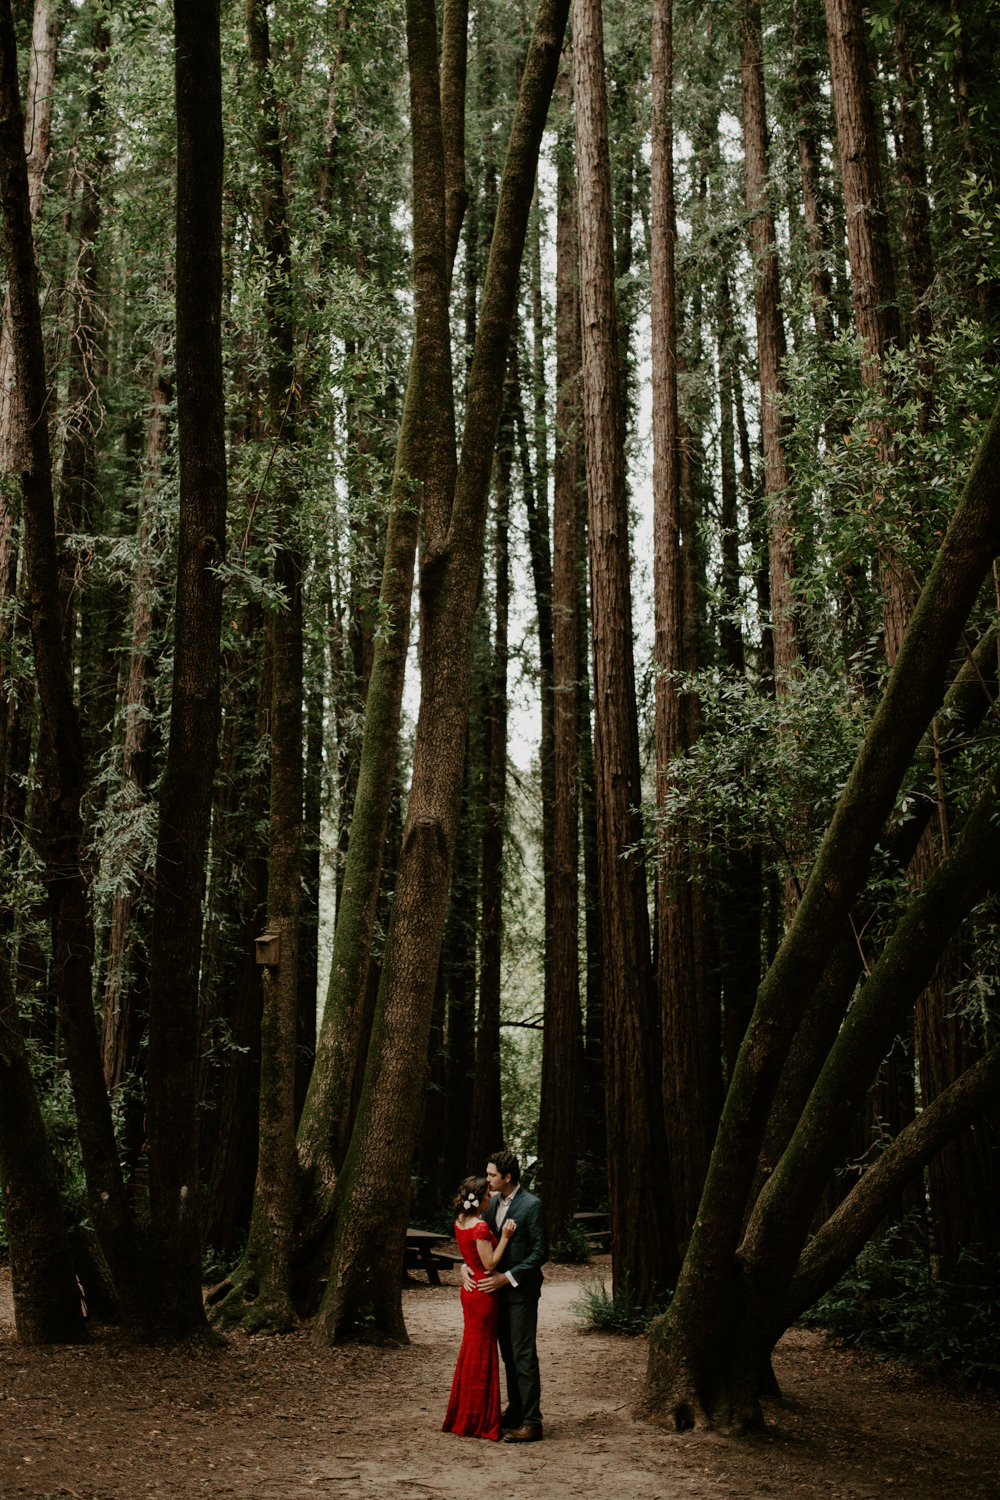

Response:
(474, 1218), (516, 1270)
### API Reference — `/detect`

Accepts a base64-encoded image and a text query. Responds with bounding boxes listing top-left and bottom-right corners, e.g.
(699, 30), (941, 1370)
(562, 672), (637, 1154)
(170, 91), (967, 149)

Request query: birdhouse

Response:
(255, 929), (281, 967)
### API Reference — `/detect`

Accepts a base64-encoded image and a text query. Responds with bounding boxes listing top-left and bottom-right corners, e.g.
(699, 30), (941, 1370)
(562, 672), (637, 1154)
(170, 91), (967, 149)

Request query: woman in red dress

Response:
(442, 1175), (517, 1441)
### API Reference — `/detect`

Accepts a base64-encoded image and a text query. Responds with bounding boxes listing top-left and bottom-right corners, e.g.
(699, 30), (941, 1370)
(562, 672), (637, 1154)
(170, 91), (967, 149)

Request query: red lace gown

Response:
(441, 1220), (501, 1441)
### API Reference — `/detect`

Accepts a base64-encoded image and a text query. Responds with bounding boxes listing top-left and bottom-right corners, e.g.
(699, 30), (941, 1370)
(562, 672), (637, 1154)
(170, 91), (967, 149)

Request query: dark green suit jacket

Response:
(485, 1186), (548, 1301)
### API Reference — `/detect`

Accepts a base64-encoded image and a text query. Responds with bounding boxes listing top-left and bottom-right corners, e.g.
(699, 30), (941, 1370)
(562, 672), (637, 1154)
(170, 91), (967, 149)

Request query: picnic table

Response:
(404, 1227), (461, 1285)
(573, 1211), (612, 1251)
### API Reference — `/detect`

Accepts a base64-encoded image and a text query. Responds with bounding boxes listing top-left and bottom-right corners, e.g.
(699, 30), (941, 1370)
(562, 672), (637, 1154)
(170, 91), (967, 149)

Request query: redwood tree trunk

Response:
(0, 0), (143, 1324)
(642, 394), (1000, 1430)
(824, 0), (908, 664)
(214, 0), (304, 1334)
(651, 0), (717, 1254)
(314, 0), (570, 1343)
(0, 955), (86, 1343)
(537, 56), (582, 1245)
(574, 0), (674, 1301)
(474, 388), (512, 1169)
(144, 0), (228, 1335)
(740, 0), (797, 683)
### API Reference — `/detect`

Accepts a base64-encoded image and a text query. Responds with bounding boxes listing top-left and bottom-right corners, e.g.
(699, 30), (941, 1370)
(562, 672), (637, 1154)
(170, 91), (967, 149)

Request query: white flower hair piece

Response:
(462, 1195), (480, 1210)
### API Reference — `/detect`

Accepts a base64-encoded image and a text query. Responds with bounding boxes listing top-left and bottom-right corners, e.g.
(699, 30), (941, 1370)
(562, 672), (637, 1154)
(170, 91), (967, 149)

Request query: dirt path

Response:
(0, 1260), (996, 1499)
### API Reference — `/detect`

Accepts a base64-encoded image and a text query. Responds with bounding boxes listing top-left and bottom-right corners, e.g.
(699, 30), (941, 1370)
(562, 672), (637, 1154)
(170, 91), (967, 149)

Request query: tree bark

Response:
(474, 387), (512, 1167)
(101, 358), (169, 1092)
(314, 0), (570, 1343)
(651, 0), (717, 1254)
(538, 54), (581, 1245)
(0, 954), (86, 1343)
(0, 0), (144, 1323)
(214, 0), (304, 1334)
(144, 0), (228, 1335)
(293, 0), (461, 1228)
(574, 0), (674, 1301)
(824, 0), (909, 665)
(642, 392), (1000, 1429)
(740, 0), (797, 683)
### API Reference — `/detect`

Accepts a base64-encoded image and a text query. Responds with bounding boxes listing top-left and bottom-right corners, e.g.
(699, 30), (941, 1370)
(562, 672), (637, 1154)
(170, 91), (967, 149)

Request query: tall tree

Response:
(143, 0), (228, 1334)
(314, 0), (570, 1343)
(0, 956), (85, 1342)
(574, 0), (674, 1301)
(0, 0), (145, 1325)
(289, 0), (466, 1255)
(642, 394), (1000, 1430)
(219, 0), (305, 1333)
(651, 0), (717, 1253)
(740, 0), (797, 682)
(537, 56), (582, 1245)
(824, 0), (907, 662)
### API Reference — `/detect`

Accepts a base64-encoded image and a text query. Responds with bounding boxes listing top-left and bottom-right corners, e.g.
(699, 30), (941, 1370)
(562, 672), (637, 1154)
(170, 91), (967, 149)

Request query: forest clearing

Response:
(2, 1260), (998, 1500)
(2, 0), (1000, 1461)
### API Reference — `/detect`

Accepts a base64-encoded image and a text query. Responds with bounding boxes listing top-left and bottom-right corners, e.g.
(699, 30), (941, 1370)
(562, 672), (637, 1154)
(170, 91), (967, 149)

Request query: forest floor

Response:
(0, 1256), (997, 1500)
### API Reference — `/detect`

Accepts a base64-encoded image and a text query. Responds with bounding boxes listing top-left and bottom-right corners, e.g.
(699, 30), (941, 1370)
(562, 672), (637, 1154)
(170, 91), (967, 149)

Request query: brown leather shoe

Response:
(503, 1424), (543, 1443)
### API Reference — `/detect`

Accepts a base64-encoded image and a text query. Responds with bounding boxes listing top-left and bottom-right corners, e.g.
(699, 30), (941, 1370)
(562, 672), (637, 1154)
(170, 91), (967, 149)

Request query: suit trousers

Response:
(497, 1291), (541, 1427)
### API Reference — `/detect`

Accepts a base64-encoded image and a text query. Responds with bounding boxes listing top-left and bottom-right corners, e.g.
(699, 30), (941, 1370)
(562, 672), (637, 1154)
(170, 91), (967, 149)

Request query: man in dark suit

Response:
(474, 1149), (548, 1443)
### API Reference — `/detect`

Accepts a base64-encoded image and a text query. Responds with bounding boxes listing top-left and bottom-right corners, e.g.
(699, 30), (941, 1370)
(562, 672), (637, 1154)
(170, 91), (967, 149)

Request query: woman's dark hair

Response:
(453, 1175), (489, 1215)
(488, 1148), (520, 1184)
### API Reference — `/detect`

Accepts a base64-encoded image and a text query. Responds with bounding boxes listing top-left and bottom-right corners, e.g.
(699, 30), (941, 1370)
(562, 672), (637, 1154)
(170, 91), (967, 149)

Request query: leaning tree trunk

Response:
(642, 394), (1000, 1431)
(291, 0), (464, 1241)
(574, 0), (675, 1302)
(143, 0), (228, 1336)
(724, 770), (1000, 1416)
(314, 0), (570, 1343)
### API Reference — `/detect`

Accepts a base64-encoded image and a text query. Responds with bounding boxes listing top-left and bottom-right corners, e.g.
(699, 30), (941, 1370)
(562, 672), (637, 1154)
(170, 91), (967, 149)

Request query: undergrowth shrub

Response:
(550, 1219), (592, 1264)
(572, 1275), (672, 1336)
(801, 1230), (1000, 1386)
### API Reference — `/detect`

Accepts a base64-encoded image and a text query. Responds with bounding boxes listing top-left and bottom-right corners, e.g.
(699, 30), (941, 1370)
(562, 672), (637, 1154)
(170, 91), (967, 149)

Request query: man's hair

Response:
(489, 1148), (520, 1184)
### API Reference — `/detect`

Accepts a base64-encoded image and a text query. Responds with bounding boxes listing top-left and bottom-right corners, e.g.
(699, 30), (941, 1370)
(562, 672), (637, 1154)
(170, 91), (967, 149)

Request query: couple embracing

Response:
(442, 1149), (547, 1444)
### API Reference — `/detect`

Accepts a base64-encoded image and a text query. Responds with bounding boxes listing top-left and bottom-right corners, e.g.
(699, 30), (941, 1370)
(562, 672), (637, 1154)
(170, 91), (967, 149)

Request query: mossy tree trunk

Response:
(314, 0), (570, 1344)
(642, 396), (1000, 1431)
(291, 0), (463, 1258)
